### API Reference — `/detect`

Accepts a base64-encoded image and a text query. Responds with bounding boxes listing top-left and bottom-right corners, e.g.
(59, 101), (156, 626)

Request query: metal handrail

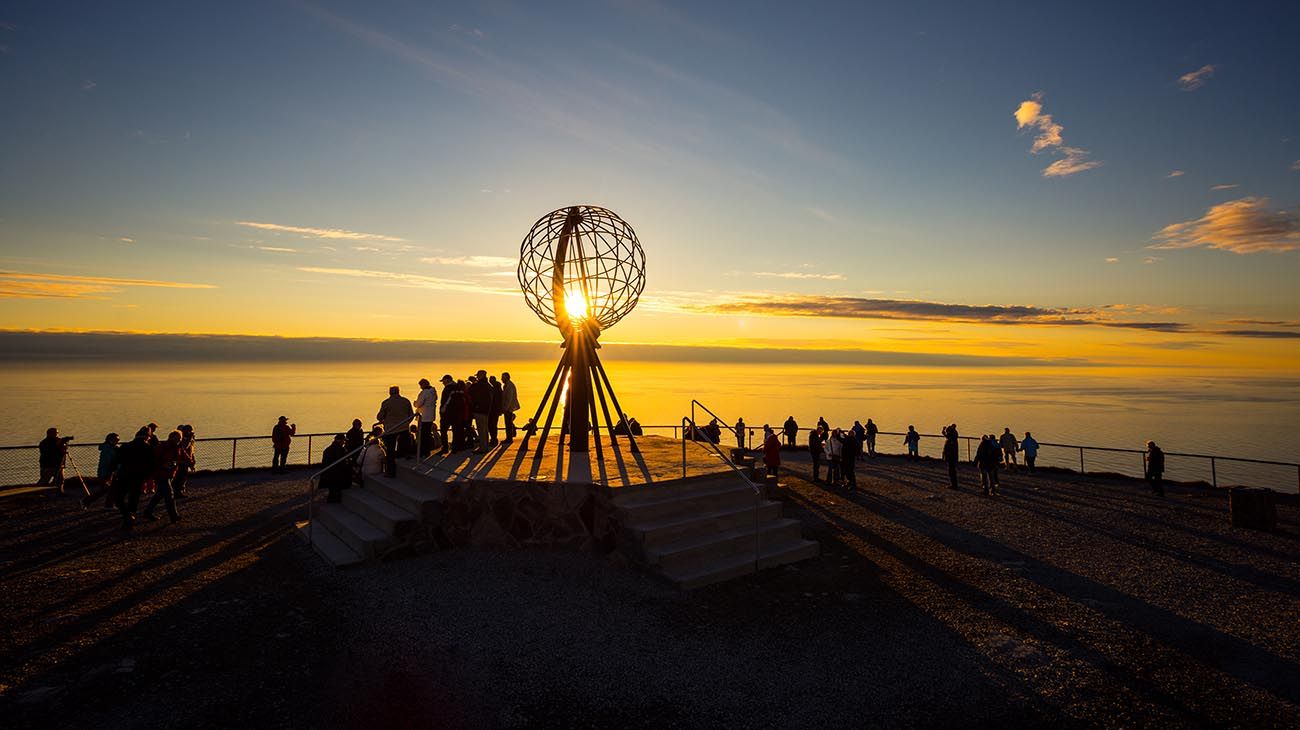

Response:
(680, 407), (765, 577)
(304, 413), (418, 546)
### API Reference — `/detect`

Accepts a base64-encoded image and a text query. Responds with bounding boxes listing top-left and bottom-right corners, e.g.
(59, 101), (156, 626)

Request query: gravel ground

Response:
(1, 458), (1297, 729)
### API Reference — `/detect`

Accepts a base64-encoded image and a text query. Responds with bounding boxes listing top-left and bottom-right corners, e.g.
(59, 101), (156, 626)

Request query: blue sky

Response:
(1, 0), (1298, 368)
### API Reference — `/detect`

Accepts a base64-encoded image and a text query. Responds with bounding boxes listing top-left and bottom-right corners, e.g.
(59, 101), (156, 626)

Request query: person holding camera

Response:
(38, 427), (72, 489)
(271, 416), (296, 473)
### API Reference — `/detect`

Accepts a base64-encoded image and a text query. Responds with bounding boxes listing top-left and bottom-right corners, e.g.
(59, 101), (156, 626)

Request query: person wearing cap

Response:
(414, 378), (439, 458)
(438, 374), (466, 453)
(320, 433), (351, 503)
(38, 427), (71, 488)
(271, 416), (296, 474)
(377, 385), (414, 477)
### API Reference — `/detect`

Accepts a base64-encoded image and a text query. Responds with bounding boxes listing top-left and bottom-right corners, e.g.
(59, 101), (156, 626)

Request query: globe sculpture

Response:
(517, 205), (646, 455)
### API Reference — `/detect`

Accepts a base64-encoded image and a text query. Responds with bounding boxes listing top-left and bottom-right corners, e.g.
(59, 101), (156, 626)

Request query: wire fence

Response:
(3, 426), (1297, 494)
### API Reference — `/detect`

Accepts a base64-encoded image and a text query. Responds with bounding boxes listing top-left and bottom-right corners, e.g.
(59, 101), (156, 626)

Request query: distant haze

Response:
(0, 330), (1079, 368)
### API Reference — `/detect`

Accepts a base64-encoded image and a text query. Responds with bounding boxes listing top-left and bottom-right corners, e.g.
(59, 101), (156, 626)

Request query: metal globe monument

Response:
(517, 205), (645, 454)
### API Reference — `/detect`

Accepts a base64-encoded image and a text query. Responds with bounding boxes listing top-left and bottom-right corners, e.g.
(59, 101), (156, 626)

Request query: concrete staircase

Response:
(612, 473), (819, 589)
(295, 467), (446, 568)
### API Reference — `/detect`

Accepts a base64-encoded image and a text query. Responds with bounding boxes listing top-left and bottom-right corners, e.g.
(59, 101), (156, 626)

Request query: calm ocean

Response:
(2, 359), (1298, 489)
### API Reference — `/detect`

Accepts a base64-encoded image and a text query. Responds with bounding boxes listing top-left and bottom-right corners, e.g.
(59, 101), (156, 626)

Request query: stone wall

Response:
(437, 479), (622, 553)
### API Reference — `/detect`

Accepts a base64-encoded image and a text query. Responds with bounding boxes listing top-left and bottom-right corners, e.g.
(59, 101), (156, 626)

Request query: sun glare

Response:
(564, 288), (590, 322)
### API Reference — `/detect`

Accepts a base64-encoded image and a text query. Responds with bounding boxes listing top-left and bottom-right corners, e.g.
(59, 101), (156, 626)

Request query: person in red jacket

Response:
(759, 425), (782, 477)
(143, 430), (183, 523)
(271, 416), (296, 473)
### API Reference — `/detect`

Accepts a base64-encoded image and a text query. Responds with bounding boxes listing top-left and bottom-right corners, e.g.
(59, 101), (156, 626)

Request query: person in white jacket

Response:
(414, 378), (439, 458)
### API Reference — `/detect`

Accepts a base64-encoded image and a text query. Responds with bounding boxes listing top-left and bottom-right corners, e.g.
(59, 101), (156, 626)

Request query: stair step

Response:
(616, 483), (761, 523)
(609, 474), (752, 505)
(648, 518), (804, 573)
(364, 473), (443, 520)
(662, 539), (820, 590)
(343, 488), (419, 537)
(295, 523), (364, 568)
(315, 503), (392, 559)
(630, 501), (784, 547)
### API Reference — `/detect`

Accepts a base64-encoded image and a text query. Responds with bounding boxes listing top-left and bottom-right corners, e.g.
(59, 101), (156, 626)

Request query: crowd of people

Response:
(733, 417), (1168, 498)
(37, 423), (199, 531)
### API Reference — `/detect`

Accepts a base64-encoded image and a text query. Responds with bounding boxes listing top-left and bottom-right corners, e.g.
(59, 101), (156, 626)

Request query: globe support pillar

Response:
(565, 325), (593, 453)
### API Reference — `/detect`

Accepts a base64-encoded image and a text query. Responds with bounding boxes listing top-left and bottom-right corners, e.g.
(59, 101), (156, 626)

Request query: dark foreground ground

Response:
(1, 456), (1298, 729)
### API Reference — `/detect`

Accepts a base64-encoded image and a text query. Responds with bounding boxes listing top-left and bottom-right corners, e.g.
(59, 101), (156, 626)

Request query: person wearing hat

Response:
(414, 378), (439, 458)
(320, 433), (351, 503)
(438, 374), (466, 453)
(271, 416), (296, 474)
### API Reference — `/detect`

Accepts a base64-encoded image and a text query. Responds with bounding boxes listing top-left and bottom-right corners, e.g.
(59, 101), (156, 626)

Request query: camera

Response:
(61, 435), (75, 442)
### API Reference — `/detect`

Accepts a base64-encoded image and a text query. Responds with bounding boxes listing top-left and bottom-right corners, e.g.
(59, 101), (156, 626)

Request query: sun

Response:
(564, 288), (589, 322)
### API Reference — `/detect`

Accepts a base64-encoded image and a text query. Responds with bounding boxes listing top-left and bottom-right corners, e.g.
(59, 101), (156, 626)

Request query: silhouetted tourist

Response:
(629, 417), (642, 436)
(143, 429), (183, 523)
(841, 429), (861, 493)
(345, 419), (365, 455)
(488, 375), (503, 447)
(143, 422), (159, 495)
(271, 416), (295, 474)
(356, 426), (385, 483)
(459, 378), (475, 448)
(783, 416), (798, 447)
(734, 418), (746, 449)
(809, 426), (825, 482)
(320, 433), (350, 503)
(865, 418), (879, 456)
(852, 420), (865, 443)
(942, 424), (960, 490)
(38, 427), (71, 488)
(81, 432), (121, 510)
(174, 425), (196, 498)
(975, 434), (1001, 496)
(704, 418), (722, 444)
(760, 426), (781, 477)
(825, 429), (843, 485)
(377, 385), (414, 477)
(1145, 441), (1165, 496)
(999, 428), (1019, 468)
(437, 375), (463, 453)
(1021, 432), (1039, 472)
(414, 378), (439, 458)
(501, 372), (520, 442)
(817, 416), (829, 433)
(468, 370), (493, 452)
(114, 427), (156, 531)
(904, 426), (920, 460)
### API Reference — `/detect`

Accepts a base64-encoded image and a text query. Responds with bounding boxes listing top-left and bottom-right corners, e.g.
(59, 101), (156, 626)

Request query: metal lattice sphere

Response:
(518, 205), (646, 333)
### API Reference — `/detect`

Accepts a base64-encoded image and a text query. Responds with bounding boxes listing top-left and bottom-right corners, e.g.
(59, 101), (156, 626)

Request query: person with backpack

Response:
(1020, 431), (1039, 473)
(904, 426), (921, 460)
(1145, 441), (1165, 497)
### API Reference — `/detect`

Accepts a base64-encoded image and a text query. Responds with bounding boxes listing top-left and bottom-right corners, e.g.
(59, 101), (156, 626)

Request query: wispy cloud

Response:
(1167, 170), (1185, 178)
(0, 271), (216, 300)
(1212, 329), (1300, 339)
(80, 80), (96, 91)
(448, 24), (484, 40)
(1105, 257), (1119, 264)
(421, 255), (517, 268)
(1178, 64), (1216, 91)
(802, 206), (836, 223)
(690, 293), (1189, 331)
(1152, 197), (1300, 254)
(752, 271), (846, 281)
(118, 237), (134, 244)
(235, 220), (405, 242)
(1013, 93), (1101, 177)
(297, 266), (514, 295)
(1210, 183), (1238, 191)
(1220, 319), (1300, 328)
(257, 246), (299, 254)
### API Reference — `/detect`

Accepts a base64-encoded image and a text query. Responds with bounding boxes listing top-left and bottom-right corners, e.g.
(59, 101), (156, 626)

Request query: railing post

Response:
(1211, 456), (1216, 488)
(231, 439), (237, 470)
(1079, 447), (1085, 474)
(966, 438), (971, 460)
(307, 435), (313, 465)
